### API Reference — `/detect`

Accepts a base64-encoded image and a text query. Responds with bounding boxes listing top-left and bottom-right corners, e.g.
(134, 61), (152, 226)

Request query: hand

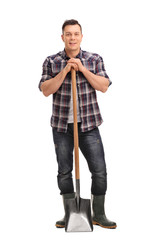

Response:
(64, 62), (79, 73)
(67, 58), (85, 72)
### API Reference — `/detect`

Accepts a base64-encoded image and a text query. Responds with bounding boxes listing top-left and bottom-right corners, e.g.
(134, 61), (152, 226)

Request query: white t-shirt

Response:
(67, 83), (81, 123)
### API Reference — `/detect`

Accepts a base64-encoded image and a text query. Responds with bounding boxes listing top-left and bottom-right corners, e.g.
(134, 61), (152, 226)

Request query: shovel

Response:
(64, 69), (93, 232)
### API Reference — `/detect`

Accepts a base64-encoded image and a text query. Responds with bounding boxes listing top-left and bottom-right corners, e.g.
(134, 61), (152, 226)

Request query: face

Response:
(61, 24), (83, 52)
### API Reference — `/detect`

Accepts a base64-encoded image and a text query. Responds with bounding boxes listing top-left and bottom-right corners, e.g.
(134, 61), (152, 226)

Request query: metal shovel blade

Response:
(64, 197), (93, 232)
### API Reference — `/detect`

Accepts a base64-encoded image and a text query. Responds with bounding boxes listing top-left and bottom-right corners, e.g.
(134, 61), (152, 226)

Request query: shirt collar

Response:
(61, 48), (83, 60)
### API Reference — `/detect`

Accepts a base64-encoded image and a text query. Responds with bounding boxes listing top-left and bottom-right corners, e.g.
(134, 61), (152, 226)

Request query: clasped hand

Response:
(65, 58), (85, 73)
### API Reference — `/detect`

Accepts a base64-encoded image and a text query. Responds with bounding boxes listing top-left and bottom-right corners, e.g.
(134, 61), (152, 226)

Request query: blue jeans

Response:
(52, 123), (107, 195)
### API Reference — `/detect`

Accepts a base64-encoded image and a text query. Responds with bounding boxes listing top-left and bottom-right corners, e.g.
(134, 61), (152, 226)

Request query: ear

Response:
(80, 34), (83, 42)
(61, 34), (64, 42)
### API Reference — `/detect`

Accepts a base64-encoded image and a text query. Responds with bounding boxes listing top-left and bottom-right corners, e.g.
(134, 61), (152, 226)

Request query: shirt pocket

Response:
(82, 60), (96, 74)
(51, 62), (66, 77)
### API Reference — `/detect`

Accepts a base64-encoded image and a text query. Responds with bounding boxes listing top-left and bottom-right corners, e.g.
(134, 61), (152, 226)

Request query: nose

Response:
(71, 34), (75, 40)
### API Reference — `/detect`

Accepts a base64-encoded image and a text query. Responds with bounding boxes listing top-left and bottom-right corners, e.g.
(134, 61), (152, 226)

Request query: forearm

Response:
(82, 67), (110, 93)
(41, 68), (68, 97)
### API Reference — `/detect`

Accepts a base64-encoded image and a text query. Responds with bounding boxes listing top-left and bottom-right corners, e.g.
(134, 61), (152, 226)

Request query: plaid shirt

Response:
(39, 49), (112, 133)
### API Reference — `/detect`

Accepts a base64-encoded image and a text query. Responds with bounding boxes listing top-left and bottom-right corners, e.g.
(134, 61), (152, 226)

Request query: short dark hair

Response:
(62, 19), (82, 33)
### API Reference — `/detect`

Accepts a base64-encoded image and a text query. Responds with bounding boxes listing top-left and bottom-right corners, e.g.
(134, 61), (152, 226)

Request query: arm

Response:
(41, 67), (68, 97)
(68, 57), (111, 93)
(81, 68), (110, 93)
(40, 62), (78, 97)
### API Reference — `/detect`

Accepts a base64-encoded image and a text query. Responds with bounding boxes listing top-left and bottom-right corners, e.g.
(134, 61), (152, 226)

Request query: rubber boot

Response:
(92, 195), (117, 229)
(55, 193), (75, 228)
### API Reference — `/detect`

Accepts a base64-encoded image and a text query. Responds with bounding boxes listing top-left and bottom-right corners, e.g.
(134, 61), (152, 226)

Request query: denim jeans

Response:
(52, 123), (107, 196)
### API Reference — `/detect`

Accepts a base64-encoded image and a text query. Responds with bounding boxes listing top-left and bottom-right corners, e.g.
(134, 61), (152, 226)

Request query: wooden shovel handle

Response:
(71, 68), (80, 180)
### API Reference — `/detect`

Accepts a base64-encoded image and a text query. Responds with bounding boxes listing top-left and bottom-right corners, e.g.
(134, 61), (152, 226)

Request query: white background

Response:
(0, 0), (160, 239)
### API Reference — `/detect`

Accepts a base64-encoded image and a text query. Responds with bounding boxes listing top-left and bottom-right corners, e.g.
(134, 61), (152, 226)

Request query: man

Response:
(39, 19), (117, 229)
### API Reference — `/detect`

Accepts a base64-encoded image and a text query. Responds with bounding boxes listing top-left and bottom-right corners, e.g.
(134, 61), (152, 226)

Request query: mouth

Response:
(69, 43), (77, 46)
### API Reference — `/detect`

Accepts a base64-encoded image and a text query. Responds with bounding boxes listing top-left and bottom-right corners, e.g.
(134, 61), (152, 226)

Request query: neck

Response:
(65, 48), (80, 58)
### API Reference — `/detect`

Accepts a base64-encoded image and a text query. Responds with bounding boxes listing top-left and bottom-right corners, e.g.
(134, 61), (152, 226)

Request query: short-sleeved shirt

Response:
(39, 49), (112, 133)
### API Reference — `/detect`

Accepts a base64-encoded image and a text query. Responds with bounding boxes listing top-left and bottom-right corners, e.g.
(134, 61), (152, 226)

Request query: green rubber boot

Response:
(55, 193), (75, 228)
(92, 195), (117, 229)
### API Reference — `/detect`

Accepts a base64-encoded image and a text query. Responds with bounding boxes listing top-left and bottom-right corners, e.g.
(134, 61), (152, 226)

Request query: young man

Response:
(39, 19), (117, 229)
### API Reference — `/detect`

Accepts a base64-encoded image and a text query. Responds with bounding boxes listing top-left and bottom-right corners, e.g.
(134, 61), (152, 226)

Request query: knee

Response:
(92, 171), (107, 180)
(91, 167), (107, 180)
(91, 163), (107, 177)
(57, 169), (72, 181)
